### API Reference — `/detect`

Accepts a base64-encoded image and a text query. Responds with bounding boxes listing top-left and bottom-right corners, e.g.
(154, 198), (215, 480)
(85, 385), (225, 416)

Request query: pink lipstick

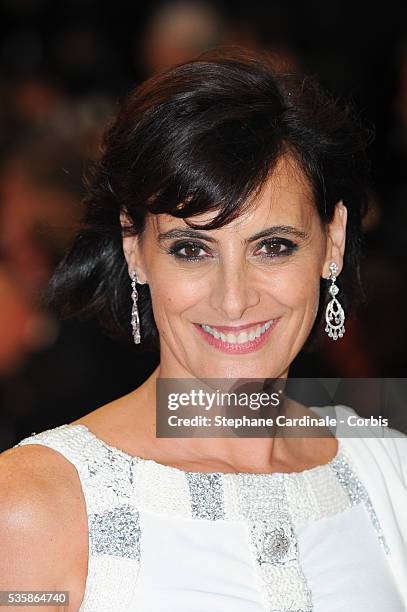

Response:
(192, 319), (278, 354)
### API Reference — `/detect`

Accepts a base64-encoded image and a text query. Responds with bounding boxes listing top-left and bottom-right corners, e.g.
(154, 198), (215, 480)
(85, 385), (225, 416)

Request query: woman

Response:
(1, 49), (406, 611)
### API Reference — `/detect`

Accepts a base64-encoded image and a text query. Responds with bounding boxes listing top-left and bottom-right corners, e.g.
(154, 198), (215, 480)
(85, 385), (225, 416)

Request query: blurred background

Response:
(1, 0), (406, 449)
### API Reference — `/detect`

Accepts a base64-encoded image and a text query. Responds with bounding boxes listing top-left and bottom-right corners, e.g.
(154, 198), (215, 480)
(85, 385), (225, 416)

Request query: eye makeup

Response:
(165, 237), (298, 263)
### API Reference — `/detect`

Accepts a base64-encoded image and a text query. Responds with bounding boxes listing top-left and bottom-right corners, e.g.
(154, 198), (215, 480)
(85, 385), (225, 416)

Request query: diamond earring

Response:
(324, 262), (345, 341)
(131, 270), (141, 344)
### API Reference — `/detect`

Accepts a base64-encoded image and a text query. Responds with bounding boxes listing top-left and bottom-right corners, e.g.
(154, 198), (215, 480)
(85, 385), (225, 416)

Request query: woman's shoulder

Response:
(0, 438), (88, 537)
(0, 442), (88, 604)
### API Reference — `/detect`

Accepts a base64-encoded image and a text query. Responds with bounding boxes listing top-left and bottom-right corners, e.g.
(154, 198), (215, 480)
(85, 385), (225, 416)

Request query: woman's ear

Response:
(120, 211), (135, 266)
(322, 200), (347, 278)
(120, 211), (148, 284)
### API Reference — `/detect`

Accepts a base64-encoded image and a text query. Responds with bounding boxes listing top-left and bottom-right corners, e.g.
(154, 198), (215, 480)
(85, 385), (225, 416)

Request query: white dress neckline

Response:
(70, 421), (343, 479)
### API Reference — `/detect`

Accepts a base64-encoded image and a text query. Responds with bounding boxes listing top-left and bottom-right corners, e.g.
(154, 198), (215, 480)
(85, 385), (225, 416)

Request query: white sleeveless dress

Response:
(14, 407), (405, 612)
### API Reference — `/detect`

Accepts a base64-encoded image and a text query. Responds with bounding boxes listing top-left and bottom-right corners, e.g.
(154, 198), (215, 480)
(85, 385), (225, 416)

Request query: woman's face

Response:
(124, 155), (347, 379)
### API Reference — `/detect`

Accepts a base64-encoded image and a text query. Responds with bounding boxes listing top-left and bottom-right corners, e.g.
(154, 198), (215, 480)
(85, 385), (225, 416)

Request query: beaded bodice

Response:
(15, 422), (393, 612)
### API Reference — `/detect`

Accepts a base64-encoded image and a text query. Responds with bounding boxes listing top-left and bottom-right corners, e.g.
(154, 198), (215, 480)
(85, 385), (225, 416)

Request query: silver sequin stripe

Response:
(89, 504), (141, 560)
(330, 454), (390, 554)
(185, 472), (226, 520)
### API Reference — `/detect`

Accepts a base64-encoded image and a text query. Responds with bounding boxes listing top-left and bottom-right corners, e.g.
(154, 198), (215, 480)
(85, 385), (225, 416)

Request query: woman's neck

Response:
(122, 365), (337, 474)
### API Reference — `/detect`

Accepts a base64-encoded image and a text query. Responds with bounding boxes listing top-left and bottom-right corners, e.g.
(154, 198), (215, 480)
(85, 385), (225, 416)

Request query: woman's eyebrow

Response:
(243, 226), (309, 241)
(157, 225), (309, 244)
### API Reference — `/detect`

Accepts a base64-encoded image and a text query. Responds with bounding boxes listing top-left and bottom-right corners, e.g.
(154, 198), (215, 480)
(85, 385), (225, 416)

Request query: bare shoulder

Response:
(0, 444), (88, 611)
(0, 441), (86, 517)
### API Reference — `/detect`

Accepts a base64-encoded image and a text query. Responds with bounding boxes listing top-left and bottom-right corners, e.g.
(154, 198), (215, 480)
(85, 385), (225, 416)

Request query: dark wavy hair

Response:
(48, 47), (373, 353)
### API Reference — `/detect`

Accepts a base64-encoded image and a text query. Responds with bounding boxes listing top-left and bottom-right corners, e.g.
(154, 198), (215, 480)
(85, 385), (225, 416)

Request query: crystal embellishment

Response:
(185, 472), (225, 520)
(329, 261), (338, 276)
(251, 519), (297, 565)
(89, 504), (141, 559)
(330, 454), (390, 554)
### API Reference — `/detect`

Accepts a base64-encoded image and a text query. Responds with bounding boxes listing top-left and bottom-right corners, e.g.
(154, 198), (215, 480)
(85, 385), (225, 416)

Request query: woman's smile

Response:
(192, 318), (279, 354)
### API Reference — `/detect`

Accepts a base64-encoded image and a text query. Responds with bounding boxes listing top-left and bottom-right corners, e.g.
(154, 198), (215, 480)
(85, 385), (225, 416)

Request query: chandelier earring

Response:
(324, 262), (345, 341)
(131, 270), (141, 344)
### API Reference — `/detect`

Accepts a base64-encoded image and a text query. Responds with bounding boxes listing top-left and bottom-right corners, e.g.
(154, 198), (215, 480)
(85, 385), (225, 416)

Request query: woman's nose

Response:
(209, 262), (260, 322)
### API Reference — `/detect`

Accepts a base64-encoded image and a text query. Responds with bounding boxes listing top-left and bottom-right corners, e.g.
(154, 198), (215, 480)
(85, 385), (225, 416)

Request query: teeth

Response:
(200, 320), (273, 344)
(237, 331), (249, 343)
(248, 329), (256, 341)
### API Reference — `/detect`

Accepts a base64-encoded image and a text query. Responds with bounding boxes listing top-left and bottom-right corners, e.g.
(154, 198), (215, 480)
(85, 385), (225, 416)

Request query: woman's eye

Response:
(255, 239), (297, 257)
(169, 241), (208, 260)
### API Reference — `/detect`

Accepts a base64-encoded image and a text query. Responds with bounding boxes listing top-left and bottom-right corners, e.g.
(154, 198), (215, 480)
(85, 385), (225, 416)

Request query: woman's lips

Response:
(192, 319), (278, 354)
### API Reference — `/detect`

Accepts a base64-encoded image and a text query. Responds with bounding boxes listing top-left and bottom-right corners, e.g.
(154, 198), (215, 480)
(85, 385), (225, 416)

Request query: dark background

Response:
(1, 0), (406, 449)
